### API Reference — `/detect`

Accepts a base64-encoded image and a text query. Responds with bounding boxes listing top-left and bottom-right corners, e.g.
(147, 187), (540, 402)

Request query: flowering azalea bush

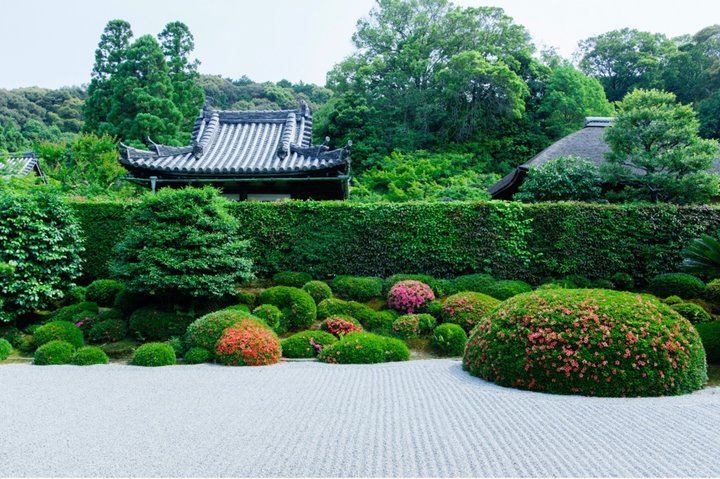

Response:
(215, 319), (281, 366)
(282, 330), (337, 358)
(185, 309), (256, 357)
(442, 292), (500, 333)
(387, 280), (435, 314)
(392, 314), (436, 339)
(463, 289), (707, 397)
(320, 315), (363, 338)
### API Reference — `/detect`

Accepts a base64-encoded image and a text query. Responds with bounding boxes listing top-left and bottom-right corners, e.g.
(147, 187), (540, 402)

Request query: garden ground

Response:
(1, 360), (719, 477)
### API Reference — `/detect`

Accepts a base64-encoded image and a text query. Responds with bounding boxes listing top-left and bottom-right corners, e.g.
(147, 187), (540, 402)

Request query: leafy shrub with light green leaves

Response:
(671, 303), (712, 324)
(319, 332), (410, 364)
(330, 275), (383, 302)
(282, 330), (337, 358)
(85, 279), (125, 307)
(431, 323), (467, 356)
(34, 340), (76, 365)
(514, 156), (603, 202)
(34, 321), (84, 349)
(272, 272), (312, 288)
(257, 286), (316, 332)
(302, 280), (333, 304)
(131, 342), (176, 366)
(648, 273), (706, 299)
(71, 346), (109, 365)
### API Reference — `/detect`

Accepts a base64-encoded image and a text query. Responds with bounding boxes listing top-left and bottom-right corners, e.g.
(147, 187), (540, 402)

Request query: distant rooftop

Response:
(0, 151), (46, 181)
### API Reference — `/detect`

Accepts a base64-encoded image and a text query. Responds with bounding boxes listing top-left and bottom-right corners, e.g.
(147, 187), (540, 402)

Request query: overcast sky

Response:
(2, 0), (719, 90)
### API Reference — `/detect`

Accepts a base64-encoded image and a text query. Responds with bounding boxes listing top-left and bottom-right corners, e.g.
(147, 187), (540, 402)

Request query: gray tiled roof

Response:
(119, 102), (350, 178)
(0, 151), (42, 177)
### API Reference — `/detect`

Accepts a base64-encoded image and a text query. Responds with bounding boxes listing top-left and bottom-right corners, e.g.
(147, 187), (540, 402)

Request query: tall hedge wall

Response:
(69, 200), (720, 285)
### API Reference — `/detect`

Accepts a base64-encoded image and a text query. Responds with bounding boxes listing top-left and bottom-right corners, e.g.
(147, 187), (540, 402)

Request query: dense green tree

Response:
(514, 156), (603, 202)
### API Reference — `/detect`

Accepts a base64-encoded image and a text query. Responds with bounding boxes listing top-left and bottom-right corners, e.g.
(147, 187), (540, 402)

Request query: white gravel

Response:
(0, 359), (719, 477)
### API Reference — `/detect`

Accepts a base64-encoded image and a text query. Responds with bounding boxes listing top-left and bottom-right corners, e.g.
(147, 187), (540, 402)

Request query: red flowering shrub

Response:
(442, 292), (500, 333)
(320, 315), (363, 338)
(185, 309), (257, 357)
(464, 289), (707, 397)
(215, 319), (281, 366)
(387, 280), (435, 314)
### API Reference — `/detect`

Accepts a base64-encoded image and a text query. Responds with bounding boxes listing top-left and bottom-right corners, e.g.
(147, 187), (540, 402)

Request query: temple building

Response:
(119, 101), (351, 200)
(0, 151), (47, 182)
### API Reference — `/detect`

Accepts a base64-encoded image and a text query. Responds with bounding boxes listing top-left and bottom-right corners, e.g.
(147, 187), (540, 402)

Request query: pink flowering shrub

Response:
(463, 289), (707, 397)
(215, 319), (281, 366)
(387, 280), (435, 314)
(320, 315), (363, 338)
(442, 292), (500, 333)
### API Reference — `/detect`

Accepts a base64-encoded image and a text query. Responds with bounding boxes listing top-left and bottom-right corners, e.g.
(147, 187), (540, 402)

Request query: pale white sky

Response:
(1, 0), (719, 89)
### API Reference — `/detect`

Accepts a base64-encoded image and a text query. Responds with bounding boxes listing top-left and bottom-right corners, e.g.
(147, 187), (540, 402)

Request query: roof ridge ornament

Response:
(277, 111), (297, 160)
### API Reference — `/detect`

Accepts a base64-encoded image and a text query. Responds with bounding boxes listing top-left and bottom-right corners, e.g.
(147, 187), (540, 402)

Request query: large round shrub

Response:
(272, 272), (312, 288)
(111, 187), (254, 300)
(432, 323), (467, 357)
(486, 280), (532, 300)
(251, 304), (283, 332)
(61, 286), (86, 306)
(85, 280), (125, 307)
(321, 315), (363, 338)
(648, 273), (706, 299)
(282, 330), (337, 358)
(671, 303), (712, 324)
(185, 309), (257, 356)
(442, 292), (500, 333)
(235, 291), (257, 308)
(34, 340), (75, 365)
(131, 342), (176, 366)
(464, 289), (707, 397)
(513, 155), (603, 202)
(387, 280), (435, 314)
(392, 314), (436, 339)
(0, 338), (12, 360)
(453, 274), (496, 294)
(89, 319), (127, 343)
(0, 186), (83, 322)
(695, 321), (720, 363)
(319, 332), (410, 364)
(257, 286), (316, 332)
(129, 307), (193, 341)
(34, 321), (84, 349)
(330, 276), (383, 302)
(302, 280), (333, 304)
(215, 319), (282, 366)
(71, 346), (109, 365)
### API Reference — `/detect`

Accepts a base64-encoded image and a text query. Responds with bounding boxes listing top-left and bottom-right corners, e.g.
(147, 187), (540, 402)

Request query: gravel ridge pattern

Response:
(0, 359), (719, 477)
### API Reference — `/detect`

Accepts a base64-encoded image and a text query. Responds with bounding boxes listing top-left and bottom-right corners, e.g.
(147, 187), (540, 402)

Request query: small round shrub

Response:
(62, 286), (86, 306)
(425, 299), (444, 320)
(432, 323), (467, 357)
(317, 298), (377, 326)
(706, 279), (720, 307)
(71, 346), (109, 365)
(0, 326), (22, 347)
(442, 292), (500, 333)
(592, 279), (615, 289)
(383, 274), (441, 296)
(648, 273), (706, 299)
(184, 347), (210, 364)
(131, 342), (176, 366)
(330, 276), (383, 302)
(663, 295), (684, 305)
(321, 315), (364, 337)
(695, 321), (720, 364)
(319, 332), (410, 364)
(486, 280), (532, 300)
(453, 274), (496, 294)
(387, 280), (435, 314)
(0, 338), (12, 360)
(235, 291), (257, 307)
(89, 319), (127, 343)
(252, 304), (283, 332)
(671, 303), (712, 324)
(49, 301), (99, 323)
(215, 319), (282, 366)
(561, 275), (592, 288)
(34, 340), (75, 365)
(610, 272), (635, 291)
(282, 330), (337, 358)
(464, 289), (707, 397)
(85, 279), (125, 307)
(258, 286), (316, 332)
(364, 310), (397, 335)
(272, 271), (312, 288)
(34, 321), (84, 349)
(113, 290), (149, 315)
(392, 314), (436, 339)
(302, 280), (333, 304)
(223, 304), (250, 313)
(185, 309), (257, 356)
(129, 307), (193, 341)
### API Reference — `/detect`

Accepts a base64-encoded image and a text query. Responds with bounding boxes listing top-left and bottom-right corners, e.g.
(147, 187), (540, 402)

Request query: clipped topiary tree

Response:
(71, 346), (109, 365)
(251, 304), (283, 332)
(670, 303), (712, 324)
(85, 279), (125, 307)
(33, 321), (84, 349)
(183, 347), (210, 364)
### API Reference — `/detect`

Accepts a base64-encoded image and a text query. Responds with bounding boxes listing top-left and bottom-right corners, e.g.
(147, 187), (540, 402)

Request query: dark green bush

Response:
(34, 321), (84, 349)
(706, 279), (720, 307)
(562, 275), (592, 288)
(89, 319), (127, 343)
(695, 321), (720, 363)
(383, 274), (441, 296)
(663, 295), (684, 305)
(0, 338), (11, 360)
(272, 271), (312, 288)
(129, 307), (193, 341)
(486, 280), (533, 300)
(442, 292), (500, 333)
(319, 332), (410, 364)
(302, 280), (333, 304)
(184, 309), (256, 356)
(282, 330), (338, 358)
(330, 275), (383, 302)
(453, 274), (495, 295)
(592, 279), (615, 289)
(671, 303), (712, 324)
(17, 334), (34, 353)
(85, 279), (125, 307)
(257, 286), (316, 332)
(34, 340), (75, 365)
(131, 342), (176, 366)
(648, 273), (706, 299)
(71, 346), (109, 365)
(364, 310), (396, 335)
(184, 347), (210, 364)
(62, 286), (86, 306)
(610, 272), (635, 291)
(0, 326), (22, 347)
(113, 290), (149, 315)
(464, 289), (707, 397)
(98, 309), (124, 321)
(432, 323), (467, 356)
(235, 291), (257, 307)
(424, 299), (444, 320)
(72, 310), (102, 334)
(165, 337), (185, 358)
(251, 304), (283, 332)
(49, 301), (99, 323)
(392, 314), (437, 339)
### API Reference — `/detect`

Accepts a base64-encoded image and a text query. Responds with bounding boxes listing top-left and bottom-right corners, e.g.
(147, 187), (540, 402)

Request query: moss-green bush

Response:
(282, 330), (338, 358)
(113, 290), (149, 315)
(392, 314), (437, 339)
(364, 310), (397, 335)
(85, 279), (125, 307)
(235, 291), (257, 307)
(49, 301), (99, 323)
(34, 340), (75, 365)
(184, 309), (257, 356)
(257, 286), (316, 332)
(0, 338), (11, 360)
(695, 321), (720, 364)
(223, 304), (250, 313)
(0, 326), (22, 347)
(131, 342), (176, 366)
(432, 323), (467, 357)
(464, 289), (707, 397)
(330, 275), (383, 302)
(272, 271), (312, 288)
(671, 303), (712, 324)
(251, 304), (283, 332)
(302, 280), (333, 304)
(62, 286), (86, 306)
(165, 337), (185, 358)
(89, 319), (127, 343)
(317, 298), (376, 326)
(319, 332), (410, 364)
(453, 274), (496, 295)
(663, 295), (684, 305)
(648, 273), (706, 299)
(71, 346), (109, 365)
(184, 347), (210, 364)
(129, 307), (193, 341)
(486, 280), (533, 300)
(442, 292), (500, 333)
(34, 321), (84, 349)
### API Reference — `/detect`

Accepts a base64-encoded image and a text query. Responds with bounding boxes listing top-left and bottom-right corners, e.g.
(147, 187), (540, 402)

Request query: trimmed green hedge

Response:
(70, 200), (720, 284)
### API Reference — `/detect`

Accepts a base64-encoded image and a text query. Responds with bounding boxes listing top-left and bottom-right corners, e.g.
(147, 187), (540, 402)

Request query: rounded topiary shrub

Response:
(184, 347), (211, 364)
(706, 279), (720, 307)
(215, 319), (282, 366)
(251, 304), (283, 332)
(610, 272), (634, 291)
(442, 292), (500, 333)
(71, 346), (109, 365)
(392, 314), (437, 339)
(302, 280), (333, 304)
(131, 342), (176, 366)
(330, 276), (383, 302)
(34, 340), (75, 365)
(272, 271), (312, 288)
(671, 302), (712, 324)
(282, 330), (338, 358)
(486, 280), (532, 300)
(185, 309), (256, 356)
(387, 280), (435, 314)
(432, 323), (467, 357)
(223, 304), (250, 313)
(453, 274), (496, 295)
(89, 319), (127, 343)
(257, 286), (316, 332)
(364, 310), (397, 336)
(320, 315), (363, 338)
(62, 286), (86, 306)
(648, 273), (706, 299)
(129, 307), (193, 341)
(235, 291), (257, 308)
(50, 301), (99, 323)
(694, 321), (720, 364)
(592, 279), (615, 290)
(0, 338), (12, 360)
(317, 298), (377, 326)
(85, 279), (125, 307)
(663, 295), (684, 305)
(319, 332), (410, 364)
(34, 321), (84, 349)
(383, 274), (441, 296)
(464, 289), (708, 397)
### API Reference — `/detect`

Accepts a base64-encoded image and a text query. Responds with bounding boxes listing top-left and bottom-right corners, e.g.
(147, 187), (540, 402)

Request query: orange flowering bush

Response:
(215, 319), (281, 366)
(184, 309), (256, 357)
(463, 289), (707, 397)
(320, 315), (363, 338)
